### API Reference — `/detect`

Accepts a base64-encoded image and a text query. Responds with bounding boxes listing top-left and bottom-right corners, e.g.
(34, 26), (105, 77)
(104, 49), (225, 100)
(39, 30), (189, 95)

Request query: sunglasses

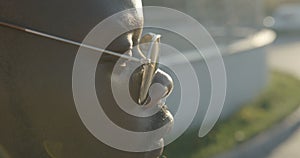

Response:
(0, 20), (161, 105)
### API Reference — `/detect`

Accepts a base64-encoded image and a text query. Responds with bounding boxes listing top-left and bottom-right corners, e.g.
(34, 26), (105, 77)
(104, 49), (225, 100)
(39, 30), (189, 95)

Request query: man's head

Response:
(0, 0), (173, 157)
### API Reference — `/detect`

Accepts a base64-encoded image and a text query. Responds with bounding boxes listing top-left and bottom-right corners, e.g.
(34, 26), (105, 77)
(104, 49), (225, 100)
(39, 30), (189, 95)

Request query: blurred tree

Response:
(265, 0), (300, 14)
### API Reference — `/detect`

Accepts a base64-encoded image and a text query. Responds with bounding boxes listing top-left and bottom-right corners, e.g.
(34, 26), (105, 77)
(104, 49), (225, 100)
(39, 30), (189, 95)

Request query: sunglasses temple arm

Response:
(0, 21), (141, 62)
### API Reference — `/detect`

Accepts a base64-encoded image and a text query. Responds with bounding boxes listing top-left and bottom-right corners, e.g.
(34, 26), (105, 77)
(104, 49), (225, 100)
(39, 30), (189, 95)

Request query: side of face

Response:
(0, 0), (172, 158)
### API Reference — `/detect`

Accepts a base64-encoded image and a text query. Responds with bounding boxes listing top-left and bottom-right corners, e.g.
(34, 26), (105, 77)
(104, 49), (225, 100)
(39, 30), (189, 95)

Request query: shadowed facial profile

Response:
(0, 0), (173, 158)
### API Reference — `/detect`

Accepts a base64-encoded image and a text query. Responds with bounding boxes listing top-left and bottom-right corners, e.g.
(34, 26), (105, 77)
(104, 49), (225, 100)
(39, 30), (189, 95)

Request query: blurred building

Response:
(144, 0), (265, 44)
(143, 0), (275, 128)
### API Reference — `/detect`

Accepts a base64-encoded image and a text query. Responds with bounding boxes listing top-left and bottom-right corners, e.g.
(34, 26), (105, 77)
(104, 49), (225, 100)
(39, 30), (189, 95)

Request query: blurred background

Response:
(142, 0), (300, 158)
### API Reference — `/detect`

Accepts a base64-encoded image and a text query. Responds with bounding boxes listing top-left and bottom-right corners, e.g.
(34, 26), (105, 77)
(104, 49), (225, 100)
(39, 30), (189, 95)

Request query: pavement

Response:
(268, 40), (300, 79)
(268, 127), (300, 158)
(266, 35), (300, 158)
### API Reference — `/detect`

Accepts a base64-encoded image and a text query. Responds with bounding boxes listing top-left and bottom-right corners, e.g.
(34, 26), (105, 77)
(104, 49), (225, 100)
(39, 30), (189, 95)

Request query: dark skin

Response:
(0, 0), (173, 158)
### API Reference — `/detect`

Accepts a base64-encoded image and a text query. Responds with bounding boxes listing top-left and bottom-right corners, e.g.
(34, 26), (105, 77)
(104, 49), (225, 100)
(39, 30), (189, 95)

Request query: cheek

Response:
(106, 33), (133, 53)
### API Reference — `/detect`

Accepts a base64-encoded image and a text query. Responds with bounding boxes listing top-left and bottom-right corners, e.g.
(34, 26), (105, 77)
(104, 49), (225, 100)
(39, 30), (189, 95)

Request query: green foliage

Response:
(164, 72), (300, 158)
